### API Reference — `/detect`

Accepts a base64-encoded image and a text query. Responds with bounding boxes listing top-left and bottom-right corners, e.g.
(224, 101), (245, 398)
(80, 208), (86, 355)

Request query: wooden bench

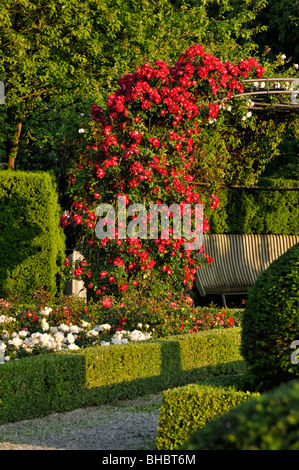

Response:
(195, 234), (299, 307)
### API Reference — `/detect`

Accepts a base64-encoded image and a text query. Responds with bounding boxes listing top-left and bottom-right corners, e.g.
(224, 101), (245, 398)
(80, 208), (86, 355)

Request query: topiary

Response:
(181, 379), (299, 450)
(241, 242), (299, 392)
(0, 171), (66, 301)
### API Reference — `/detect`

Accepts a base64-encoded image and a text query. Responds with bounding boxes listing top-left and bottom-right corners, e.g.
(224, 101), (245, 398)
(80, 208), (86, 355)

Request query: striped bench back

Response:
(195, 234), (299, 297)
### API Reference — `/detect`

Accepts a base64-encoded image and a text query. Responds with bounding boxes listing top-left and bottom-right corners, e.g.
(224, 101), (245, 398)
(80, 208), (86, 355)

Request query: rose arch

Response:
(62, 44), (267, 307)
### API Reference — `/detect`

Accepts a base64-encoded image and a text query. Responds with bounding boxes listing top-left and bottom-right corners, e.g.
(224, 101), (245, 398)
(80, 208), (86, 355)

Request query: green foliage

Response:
(0, 170), (65, 300)
(254, 0), (299, 63)
(0, 327), (245, 423)
(200, 177), (299, 235)
(181, 379), (299, 450)
(241, 243), (299, 392)
(0, 353), (85, 423)
(261, 114), (299, 180)
(0, 0), (280, 177)
(84, 285), (241, 338)
(156, 376), (259, 450)
(191, 104), (288, 188)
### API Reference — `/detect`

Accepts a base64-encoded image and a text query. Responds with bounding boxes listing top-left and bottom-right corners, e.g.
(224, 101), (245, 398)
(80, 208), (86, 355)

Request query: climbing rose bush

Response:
(64, 44), (265, 305)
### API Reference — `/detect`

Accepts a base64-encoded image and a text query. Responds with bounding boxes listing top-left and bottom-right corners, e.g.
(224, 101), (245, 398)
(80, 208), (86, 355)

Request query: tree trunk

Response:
(8, 119), (22, 170)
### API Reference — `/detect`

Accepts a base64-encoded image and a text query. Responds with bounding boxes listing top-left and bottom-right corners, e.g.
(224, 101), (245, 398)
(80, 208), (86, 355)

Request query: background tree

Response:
(254, 0), (299, 63)
(0, 0), (268, 176)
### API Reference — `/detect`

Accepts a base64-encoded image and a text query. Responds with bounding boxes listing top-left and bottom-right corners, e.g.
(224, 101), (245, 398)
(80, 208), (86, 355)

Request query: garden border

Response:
(0, 327), (245, 424)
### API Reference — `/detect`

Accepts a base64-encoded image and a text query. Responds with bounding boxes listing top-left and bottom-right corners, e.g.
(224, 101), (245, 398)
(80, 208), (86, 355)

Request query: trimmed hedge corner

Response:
(181, 379), (299, 450)
(0, 328), (245, 423)
(0, 170), (65, 300)
(156, 376), (259, 450)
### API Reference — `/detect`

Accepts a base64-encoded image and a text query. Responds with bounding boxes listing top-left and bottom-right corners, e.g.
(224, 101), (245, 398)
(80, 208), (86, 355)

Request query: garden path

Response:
(0, 393), (163, 450)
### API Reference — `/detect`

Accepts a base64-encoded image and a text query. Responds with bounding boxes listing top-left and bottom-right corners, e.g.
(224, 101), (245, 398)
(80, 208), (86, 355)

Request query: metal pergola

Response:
(229, 77), (299, 112)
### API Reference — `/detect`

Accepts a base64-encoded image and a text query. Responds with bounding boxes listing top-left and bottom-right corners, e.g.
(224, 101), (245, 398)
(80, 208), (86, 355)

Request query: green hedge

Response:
(181, 379), (299, 450)
(156, 375), (259, 450)
(201, 177), (299, 235)
(0, 170), (65, 299)
(241, 243), (299, 392)
(0, 328), (245, 423)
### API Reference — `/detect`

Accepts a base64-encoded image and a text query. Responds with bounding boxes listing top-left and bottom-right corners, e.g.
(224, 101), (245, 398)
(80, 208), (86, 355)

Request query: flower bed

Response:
(0, 297), (151, 363)
(0, 290), (242, 363)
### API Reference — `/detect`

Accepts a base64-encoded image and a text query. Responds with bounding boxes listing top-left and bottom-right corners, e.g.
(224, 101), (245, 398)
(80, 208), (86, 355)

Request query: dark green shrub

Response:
(181, 379), (299, 450)
(201, 177), (299, 235)
(156, 376), (258, 450)
(241, 243), (299, 392)
(0, 170), (65, 300)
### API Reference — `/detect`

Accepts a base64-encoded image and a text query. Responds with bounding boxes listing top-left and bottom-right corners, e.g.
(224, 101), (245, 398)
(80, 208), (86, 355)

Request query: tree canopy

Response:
(0, 0), (269, 173)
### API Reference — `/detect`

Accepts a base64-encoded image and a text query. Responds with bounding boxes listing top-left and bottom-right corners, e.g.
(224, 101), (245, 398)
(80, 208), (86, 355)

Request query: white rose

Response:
(41, 319), (49, 331)
(54, 332), (65, 343)
(9, 336), (23, 349)
(66, 333), (75, 344)
(86, 329), (99, 337)
(41, 307), (52, 316)
(59, 324), (69, 333)
(39, 334), (51, 347)
(70, 325), (80, 334)
(18, 329), (28, 338)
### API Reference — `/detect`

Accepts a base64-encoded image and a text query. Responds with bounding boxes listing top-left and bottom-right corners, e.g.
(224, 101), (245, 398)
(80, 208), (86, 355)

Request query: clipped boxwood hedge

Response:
(0, 170), (65, 300)
(241, 242), (299, 392)
(156, 375), (259, 450)
(0, 328), (245, 423)
(201, 177), (299, 235)
(181, 379), (299, 450)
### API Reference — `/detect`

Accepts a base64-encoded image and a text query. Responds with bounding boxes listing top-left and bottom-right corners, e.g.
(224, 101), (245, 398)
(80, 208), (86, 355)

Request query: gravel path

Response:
(0, 393), (163, 451)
